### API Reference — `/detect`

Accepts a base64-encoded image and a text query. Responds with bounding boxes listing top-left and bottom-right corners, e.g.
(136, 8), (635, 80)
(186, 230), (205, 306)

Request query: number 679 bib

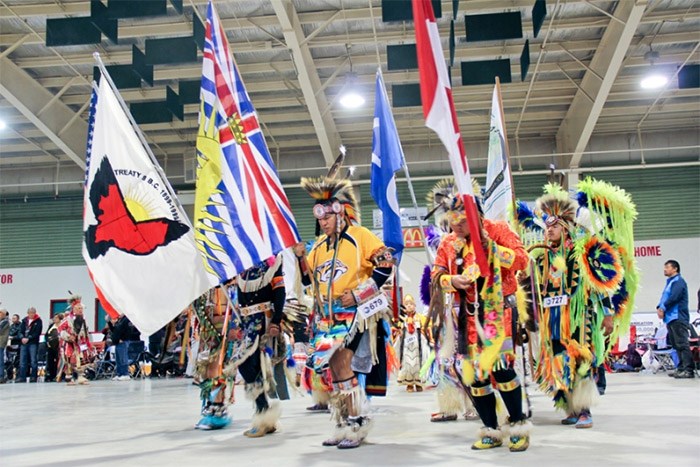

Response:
(357, 293), (389, 319)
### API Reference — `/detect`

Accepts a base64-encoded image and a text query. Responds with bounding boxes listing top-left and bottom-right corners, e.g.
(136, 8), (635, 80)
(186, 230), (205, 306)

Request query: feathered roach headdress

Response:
(300, 147), (359, 232)
(425, 177), (482, 231)
(425, 178), (457, 232)
(535, 183), (577, 231)
(300, 177), (359, 224)
(66, 293), (82, 312)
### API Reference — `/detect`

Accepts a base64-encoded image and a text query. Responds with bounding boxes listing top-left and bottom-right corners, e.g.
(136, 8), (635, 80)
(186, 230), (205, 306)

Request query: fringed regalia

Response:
(300, 174), (397, 449)
(428, 185), (532, 452)
(57, 295), (94, 385)
(192, 286), (232, 430)
(223, 256), (286, 437)
(516, 179), (637, 427)
(395, 296), (429, 390)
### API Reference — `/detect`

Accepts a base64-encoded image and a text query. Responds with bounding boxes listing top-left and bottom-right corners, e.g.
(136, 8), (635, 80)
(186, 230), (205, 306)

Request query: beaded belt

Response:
(239, 301), (271, 317)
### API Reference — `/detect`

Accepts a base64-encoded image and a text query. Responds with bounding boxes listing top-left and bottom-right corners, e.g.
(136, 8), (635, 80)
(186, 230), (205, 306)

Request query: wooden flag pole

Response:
(495, 76), (518, 218)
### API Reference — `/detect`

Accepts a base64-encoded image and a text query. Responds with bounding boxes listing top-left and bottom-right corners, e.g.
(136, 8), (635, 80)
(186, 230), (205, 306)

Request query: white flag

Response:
(82, 77), (215, 336)
(483, 83), (514, 221)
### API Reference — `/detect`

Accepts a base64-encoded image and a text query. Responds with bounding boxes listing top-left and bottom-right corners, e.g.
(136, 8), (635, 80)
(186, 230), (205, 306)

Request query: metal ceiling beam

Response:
(9, 22), (699, 67)
(2, 2), (693, 44)
(271, 0), (339, 166)
(0, 56), (86, 169)
(0, 0), (584, 20)
(556, 0), (648, 169)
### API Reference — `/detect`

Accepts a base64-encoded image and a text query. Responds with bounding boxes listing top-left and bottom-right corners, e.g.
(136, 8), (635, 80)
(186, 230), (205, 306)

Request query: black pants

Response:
(46, 347), (59, 382)
(238, 346), (269, 412)
(471, 368), (524, 429)
(596, 363), (606, 392)
(667, 320), (694, 373)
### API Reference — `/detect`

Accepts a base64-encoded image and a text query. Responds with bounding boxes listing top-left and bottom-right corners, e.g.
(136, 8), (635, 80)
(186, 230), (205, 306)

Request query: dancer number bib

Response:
(357, 293), (389, 319)
(543, 294), (568, 308)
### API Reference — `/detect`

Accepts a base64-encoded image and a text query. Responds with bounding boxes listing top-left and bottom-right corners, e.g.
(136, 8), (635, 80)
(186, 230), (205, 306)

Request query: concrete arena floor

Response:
(1, 372), (698, 466)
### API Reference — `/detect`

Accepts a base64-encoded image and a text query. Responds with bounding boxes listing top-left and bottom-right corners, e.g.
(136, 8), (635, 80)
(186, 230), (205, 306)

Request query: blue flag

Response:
(371, 70), (405, 262)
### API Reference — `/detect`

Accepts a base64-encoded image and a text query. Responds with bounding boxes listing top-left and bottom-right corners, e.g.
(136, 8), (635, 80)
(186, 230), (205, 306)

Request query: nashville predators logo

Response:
(316, 259), (348, 283)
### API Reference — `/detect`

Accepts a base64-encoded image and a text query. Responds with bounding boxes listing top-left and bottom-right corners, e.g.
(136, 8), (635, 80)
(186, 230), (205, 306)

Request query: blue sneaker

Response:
(575, 411), (593, 429)
(561, 414), (578, 425)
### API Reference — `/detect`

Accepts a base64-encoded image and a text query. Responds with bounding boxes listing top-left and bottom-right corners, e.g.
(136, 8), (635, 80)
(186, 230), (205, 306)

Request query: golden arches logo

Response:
(403, 228), (424, 248)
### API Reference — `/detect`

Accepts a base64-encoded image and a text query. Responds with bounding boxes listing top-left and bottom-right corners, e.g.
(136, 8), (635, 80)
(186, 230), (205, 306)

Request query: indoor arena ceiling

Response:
(0, 0), (698, 184)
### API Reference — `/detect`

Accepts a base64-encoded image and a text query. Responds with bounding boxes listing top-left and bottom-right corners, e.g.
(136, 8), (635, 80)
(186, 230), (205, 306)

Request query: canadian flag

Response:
(412, 0), (488, 274)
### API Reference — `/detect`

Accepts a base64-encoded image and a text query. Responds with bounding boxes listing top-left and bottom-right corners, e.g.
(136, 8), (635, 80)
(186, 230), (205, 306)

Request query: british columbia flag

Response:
(194, 0), (300, 282)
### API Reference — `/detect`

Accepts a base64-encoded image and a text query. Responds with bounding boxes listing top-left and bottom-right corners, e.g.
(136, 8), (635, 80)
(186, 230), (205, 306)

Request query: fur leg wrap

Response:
(252, 401), (281, 431)
(329, 377), (370, 442)
(504, 419), (532, 438)
(330, 377), (367, 422)
(569, 377), (598, 414)
(344, 416), (373, 442)
(312, 388), (331, 405)
(476, 426), (504, 441)
(437, 381), (464, 415)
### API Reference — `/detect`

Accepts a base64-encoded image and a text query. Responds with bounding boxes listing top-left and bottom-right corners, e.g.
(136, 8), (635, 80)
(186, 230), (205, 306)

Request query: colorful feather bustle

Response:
(515, 200), (543, 232)
(579, 237), (623, 295)
(575, 177), (638, 348)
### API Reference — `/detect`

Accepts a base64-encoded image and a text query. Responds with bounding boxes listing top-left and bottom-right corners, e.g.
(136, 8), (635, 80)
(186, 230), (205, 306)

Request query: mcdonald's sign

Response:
(403, 227), (425, 248)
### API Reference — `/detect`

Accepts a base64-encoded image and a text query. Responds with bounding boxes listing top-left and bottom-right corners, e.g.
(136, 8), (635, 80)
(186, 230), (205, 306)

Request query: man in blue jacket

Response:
(657, 260), (694, 379)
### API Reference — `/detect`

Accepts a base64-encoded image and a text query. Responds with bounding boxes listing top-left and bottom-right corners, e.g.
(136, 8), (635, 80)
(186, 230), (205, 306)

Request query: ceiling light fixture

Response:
(640, 74), (668, 90)
(339, 72), (365, 109)
(338, 44), (365, 109)
(640, 48), (668, 90)
(0, 119), (6, 130)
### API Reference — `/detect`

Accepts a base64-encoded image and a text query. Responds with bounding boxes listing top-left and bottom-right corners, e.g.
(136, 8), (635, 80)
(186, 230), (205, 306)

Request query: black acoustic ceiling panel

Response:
(392, 83), (422, 107)
(130, 101), (173, 124)
(520, 40), (531, 81)
(461, 59), (512, 86)
(90, 1), (118, 44)
(166, 86), (184, 121)
(107, 0), (167, 19)
(46, 18), (102, 46)
(465, 12), (522, 42)
(381, 0), (441, 22)
(532, 0), (547, 38)
(193, 13), (206, 51)
(169, 0), (183, 14)
(452, 0), (459, 19)
(387, 44), (418, 71)
(132, 46), (153, 87)
(145, 37), (198, 65)
(93, 65), (142, 89)
(178, 80), (201, 104)
(678, 64), (700, 89)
